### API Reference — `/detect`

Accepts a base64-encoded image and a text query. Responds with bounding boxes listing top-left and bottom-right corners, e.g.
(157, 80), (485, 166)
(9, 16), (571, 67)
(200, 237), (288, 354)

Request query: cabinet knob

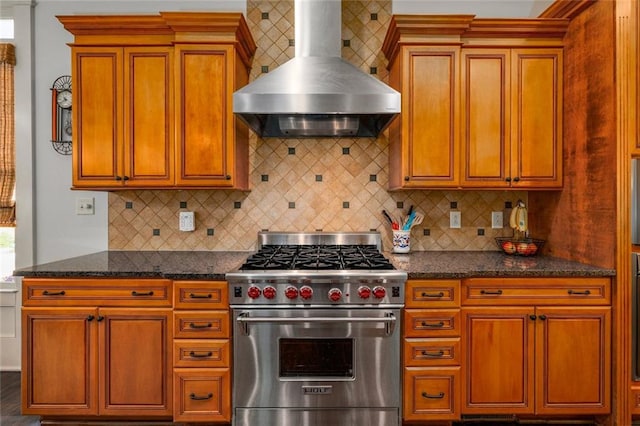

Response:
(513, 176), (520, 182)
(123, 176), (130, 181)
(115, 176), (122, 181)
(87, 315), (95, 321)
(505, 177), (511, 182)
(97, 316), (105, 322)
(539, 314), (547, 321)
(404, 176), (410, 181)
(529, 314), (537, 321)
(226, 175), (231, 180)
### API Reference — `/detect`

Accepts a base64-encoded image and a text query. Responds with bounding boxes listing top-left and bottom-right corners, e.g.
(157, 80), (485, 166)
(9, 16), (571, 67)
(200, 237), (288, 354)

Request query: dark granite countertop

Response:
(386, 251), (615, 278)
(13, 251), (250, 280)
(13, 250), (615, 280)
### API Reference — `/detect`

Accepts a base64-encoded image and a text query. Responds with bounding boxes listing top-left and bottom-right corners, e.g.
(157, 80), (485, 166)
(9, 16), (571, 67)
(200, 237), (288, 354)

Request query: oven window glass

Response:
(279, 338), (353, 378)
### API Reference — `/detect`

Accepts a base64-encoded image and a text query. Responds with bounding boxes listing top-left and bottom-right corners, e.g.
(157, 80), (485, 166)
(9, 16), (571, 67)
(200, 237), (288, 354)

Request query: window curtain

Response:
(0, 43), (15, 227)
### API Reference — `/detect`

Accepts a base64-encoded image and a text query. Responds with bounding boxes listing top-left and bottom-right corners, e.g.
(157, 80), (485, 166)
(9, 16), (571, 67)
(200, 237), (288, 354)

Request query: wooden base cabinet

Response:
(21, 278), (173, 419)
(403, 280), (462, 422)
(462, 278), (611, 416)
(172, 281), (231, 423)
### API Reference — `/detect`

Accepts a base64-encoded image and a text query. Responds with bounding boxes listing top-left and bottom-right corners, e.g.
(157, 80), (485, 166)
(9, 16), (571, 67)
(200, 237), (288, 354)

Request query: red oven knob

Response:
(357, 285), (372, 299)
(284, 285), (299, 299)
(263, 285), (277, 299)
(328, 288), (342, 302)
(372, 286), (386, 299)
(247, 285), (261, 299)
(299, 285), (313, 300)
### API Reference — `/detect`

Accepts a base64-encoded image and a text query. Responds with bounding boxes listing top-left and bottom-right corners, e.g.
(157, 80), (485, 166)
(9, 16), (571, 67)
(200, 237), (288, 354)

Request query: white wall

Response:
(17, 0), (545, 268)
(23, 0), (246, 266)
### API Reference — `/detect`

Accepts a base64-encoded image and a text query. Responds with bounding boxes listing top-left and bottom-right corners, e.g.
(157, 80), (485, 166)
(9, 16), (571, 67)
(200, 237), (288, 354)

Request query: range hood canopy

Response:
(233, 0), (400, 138)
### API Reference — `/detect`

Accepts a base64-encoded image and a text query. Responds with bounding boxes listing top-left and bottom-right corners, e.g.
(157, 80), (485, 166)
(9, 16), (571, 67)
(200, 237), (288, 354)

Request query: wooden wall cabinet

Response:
(21, 278), (173, 419)
(403, 279), (462, 422)
(172, 281), (231, 423)
(58, 13), (256, 191)
(382, 16), (567, 190)
(71, 44), (174, 189)
(461, 277), (611, 416)
(460, 48), (563, 188)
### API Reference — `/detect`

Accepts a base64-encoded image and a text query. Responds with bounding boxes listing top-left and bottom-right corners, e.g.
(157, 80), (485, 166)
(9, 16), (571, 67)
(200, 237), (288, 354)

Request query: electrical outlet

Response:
(450, 211), (461, 229)
(179, 211), (195, 232)
(76, 197), (95, 215)
(491, 211), (503, 229)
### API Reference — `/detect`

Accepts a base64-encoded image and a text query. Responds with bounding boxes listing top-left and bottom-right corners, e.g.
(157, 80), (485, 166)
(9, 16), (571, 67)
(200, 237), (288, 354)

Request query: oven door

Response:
(232, 308), (401, 426)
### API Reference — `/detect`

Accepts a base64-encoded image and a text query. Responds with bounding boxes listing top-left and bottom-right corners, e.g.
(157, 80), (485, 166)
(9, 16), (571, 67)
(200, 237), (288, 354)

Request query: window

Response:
(0, 18), (15, 283)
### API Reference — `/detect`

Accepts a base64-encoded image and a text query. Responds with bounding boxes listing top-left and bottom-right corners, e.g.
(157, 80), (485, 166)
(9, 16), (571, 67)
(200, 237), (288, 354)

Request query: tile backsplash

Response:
(108, 0), (524, 252)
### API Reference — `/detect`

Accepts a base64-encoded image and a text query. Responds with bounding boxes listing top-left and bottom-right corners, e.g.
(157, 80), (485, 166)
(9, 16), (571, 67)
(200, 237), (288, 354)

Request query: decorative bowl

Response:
(495, 237), (545, 257)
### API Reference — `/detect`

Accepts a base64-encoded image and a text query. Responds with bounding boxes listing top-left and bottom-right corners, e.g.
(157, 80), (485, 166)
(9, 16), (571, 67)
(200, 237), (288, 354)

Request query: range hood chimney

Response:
(233, 0), (400, 138)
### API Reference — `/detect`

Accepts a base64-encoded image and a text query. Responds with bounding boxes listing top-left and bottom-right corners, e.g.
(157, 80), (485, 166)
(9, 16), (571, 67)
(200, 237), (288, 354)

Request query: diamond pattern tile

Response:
(108, 1), (528, 252)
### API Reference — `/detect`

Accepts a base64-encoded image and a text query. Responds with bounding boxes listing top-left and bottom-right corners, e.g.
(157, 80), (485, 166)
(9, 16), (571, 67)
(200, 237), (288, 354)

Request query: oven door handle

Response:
(235, 312), (397, 336)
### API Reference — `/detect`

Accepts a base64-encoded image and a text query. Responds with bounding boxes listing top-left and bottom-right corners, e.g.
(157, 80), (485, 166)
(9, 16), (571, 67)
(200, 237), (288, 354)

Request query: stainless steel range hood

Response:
(233, 0), (400, 138)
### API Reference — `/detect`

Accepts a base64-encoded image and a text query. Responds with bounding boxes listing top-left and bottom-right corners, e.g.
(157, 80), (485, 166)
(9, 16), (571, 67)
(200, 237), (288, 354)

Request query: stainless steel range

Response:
(226, 231), (406, 426)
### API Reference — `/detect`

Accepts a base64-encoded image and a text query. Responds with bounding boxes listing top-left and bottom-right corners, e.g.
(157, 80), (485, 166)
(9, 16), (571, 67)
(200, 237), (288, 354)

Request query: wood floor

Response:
(1, 371), (40, 425)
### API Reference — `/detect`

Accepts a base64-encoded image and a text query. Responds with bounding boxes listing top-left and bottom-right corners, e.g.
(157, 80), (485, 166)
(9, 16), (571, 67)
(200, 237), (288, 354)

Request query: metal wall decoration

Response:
(50, 75), (72, 155)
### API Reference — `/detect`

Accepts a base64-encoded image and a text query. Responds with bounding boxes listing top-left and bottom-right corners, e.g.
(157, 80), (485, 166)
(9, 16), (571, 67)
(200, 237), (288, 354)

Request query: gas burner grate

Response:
(239, 244), (394, 271)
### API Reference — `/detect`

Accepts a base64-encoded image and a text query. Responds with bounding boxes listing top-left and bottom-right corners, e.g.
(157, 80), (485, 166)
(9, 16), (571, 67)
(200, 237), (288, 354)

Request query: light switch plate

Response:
(179, 211), (195, 232)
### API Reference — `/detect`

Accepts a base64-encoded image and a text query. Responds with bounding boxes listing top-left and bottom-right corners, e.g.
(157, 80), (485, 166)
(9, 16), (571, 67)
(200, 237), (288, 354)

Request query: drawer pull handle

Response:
(43, 290), (66, 296)
(189, 293), (213, 299)
(422, 391), (445, 399)
(189, 351), (213, 358)
(190, 392), (213, 401)
(131, 290), (154, 296)
(568, 289), (591, 295)
(421, 292), (444, 298)
(421, 321), (445, 328)
(189, 322), (213, 329)
(421, 350), (444, 358)
(480, 289), (503, 295)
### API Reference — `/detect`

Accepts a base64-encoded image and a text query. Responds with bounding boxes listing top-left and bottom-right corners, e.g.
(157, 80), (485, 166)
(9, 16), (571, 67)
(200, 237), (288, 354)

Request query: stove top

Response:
(239, 244), (395, 270)
(227, 232), (406, 307)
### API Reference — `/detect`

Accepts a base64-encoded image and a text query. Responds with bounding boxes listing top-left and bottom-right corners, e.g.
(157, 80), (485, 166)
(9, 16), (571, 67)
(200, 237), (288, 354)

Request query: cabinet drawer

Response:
(173, 368), (230, 423)
(174, 281), (228, 310)
(462, 277), (611, 306)
(404, 309), (461, 337)
(174, 339), (230, 368)
(23, 278), (172, 307)
(403, 367), (460, 421)
(406, 280), (460, 308)
(404, 338), (461, 367)
(174, 311), (230, 338)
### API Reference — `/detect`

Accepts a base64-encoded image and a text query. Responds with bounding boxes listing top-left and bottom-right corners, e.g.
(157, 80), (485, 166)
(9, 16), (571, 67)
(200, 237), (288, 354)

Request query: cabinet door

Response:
(22, 307), (99, 415)
(462, 307), (534, 414)
(460, 49), (511, 188)
(510, 49), (563, 188)
(122, 47), (174, 187)
(535, 306), (610, 414)
(72, 47), (123, 188)
(99, 308), (173, 416)
(175, 45), (235, 187)
(393, 46), (460, 189)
